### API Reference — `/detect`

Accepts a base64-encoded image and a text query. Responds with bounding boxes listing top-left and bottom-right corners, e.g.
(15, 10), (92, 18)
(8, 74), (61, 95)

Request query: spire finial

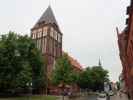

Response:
(49, 0), (51, 7)
(98, 57), (102, 66)
(116, 27), (119, 37)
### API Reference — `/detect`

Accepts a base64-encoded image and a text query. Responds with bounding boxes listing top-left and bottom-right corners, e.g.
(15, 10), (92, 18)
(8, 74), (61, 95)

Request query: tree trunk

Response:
(62, 84), (65, 100)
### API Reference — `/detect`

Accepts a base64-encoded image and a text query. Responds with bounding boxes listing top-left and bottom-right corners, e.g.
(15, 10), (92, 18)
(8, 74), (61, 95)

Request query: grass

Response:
(0, 95), (59, 100)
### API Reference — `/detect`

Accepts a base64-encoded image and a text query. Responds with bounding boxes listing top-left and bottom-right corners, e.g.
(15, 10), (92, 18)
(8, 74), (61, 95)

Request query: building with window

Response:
(31, 6), (62, 76)
(31, 6), (83, 94)
(117, 0), (133, 99)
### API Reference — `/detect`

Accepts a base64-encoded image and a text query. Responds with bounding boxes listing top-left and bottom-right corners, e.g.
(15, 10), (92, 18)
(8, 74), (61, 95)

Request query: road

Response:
(68, 94), (97, 100)
(110, 93), (129, 100)
(86, 92), (129, 100)
(62, 92), (129, 100)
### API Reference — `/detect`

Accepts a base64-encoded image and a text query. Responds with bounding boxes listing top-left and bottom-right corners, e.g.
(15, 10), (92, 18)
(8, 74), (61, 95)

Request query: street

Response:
(89, 93), (129, 100)
(110, 92), (129, 100)
(87, 92), (129, 100)
(63, 92), (129, 100)
(68, 95), (97, 100)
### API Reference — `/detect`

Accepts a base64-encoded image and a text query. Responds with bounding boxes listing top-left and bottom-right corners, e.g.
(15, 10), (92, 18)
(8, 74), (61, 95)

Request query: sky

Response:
(0, 0), (130, 82)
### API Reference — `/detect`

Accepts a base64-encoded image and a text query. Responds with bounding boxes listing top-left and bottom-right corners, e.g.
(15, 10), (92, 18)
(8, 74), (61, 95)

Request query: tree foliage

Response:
(51, 53), (74, 87)
(0, 32), (46, 93)
(77, 66), (109, 91)
(77, 67), (92, 89)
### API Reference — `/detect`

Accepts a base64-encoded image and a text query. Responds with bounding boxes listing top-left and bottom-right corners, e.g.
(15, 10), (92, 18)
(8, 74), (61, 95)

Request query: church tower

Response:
(31, 6), (62, 74)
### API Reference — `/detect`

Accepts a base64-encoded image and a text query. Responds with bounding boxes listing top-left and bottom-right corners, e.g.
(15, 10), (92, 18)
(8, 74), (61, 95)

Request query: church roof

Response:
(68, 55), (83, 71)
(63, 51), (83, 71)
(33, 6), (59, 29)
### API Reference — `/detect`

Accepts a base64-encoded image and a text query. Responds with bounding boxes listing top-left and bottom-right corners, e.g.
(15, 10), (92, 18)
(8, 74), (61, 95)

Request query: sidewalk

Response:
(110, 92), (129, 100)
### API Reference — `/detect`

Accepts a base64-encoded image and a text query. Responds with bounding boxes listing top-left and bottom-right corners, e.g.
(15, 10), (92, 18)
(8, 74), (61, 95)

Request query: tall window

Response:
(50, 27), (54, 38)
(54, 42), (56, 57)
(43, 27), (47, 37)
(54, 31), (58, 40)
(42, 38), (45, 53)
(38, 28), (42, 38)
(32, 33), (34, 39)
(32, 30), (36, 39)
(56, 32), (58, 40)
(58, 34), (61, 43)
(50, 39), (53, 54)
(44, 38), (47, 52)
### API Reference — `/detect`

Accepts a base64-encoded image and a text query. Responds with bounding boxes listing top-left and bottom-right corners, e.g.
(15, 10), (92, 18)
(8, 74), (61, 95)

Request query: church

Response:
(31, 6), (83, 94)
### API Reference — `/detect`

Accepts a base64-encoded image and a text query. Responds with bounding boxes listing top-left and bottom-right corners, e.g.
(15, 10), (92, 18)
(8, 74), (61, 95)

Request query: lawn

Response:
(0, 95), (59, 100)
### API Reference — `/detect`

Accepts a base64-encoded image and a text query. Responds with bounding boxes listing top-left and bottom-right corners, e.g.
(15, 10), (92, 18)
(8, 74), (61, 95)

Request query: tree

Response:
(90, 66), (109, 91)
(0, 32), (46, 94)
(51, 53), (74, 99)
(77, 66), (109, 92)
(77, 67), (93, 90)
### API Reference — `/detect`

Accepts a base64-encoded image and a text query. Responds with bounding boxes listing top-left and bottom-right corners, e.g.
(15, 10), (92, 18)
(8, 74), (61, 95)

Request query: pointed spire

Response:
(33, 5), (59, 29)
(116, 27), (119, 37)
(98, 57), (102, 67)
(49, 0), (51, 7)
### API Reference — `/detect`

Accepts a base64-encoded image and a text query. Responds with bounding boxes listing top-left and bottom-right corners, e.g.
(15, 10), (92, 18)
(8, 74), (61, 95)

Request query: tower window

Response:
(32, 33), (34, 39)
(38, 28), (42, 38)
(50, 27), (54, 38)
(42, 38), (45, 53)
(58, 34), (61, 43)
(32, 30), (37, 39)
(44, 38), (47, 52)
(54, 31), (58, 40)
(43, 27), (47, 36)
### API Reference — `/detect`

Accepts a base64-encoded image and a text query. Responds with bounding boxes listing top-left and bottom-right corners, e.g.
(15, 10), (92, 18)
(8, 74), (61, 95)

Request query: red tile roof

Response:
(68, 55), (83, 71)
(63, 51), (83, 71)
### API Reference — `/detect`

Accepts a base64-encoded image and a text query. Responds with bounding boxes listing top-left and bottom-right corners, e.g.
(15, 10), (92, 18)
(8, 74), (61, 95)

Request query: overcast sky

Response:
(0, 0), (130, 82)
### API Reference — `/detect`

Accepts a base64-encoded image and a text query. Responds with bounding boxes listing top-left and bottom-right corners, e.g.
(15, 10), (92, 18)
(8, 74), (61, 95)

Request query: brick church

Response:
(117, 0), (133, 99)
(31, 6), (83, 94)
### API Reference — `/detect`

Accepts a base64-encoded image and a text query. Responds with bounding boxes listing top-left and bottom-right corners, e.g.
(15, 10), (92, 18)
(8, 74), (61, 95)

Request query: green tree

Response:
(77, 66), (109, 91)
(90, 66), (109, 91)
(0, 32), (46, 94)
(51, 53), (74, 99)
(77, 67), (92, 89)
